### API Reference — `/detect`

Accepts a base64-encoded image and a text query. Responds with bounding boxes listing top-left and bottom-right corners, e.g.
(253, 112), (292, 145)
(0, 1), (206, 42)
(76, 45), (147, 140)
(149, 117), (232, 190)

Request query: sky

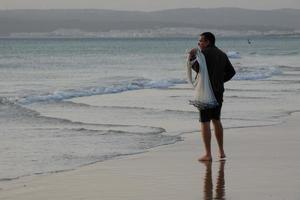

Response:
(0, 0), (300, 11)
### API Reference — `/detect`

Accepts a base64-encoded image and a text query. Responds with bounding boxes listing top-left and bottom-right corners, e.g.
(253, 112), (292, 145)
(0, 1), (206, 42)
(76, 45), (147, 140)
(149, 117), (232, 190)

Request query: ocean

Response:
(1, 36), (300, 181)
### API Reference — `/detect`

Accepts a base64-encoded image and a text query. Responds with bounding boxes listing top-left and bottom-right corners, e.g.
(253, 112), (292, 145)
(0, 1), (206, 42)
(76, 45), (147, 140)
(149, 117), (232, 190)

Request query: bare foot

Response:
(219, 153), (226, 161)
(198, 155), (212, 162)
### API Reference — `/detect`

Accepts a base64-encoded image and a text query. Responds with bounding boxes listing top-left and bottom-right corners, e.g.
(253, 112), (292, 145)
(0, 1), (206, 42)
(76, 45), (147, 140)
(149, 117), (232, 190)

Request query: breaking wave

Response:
(17, 78), (186, 105)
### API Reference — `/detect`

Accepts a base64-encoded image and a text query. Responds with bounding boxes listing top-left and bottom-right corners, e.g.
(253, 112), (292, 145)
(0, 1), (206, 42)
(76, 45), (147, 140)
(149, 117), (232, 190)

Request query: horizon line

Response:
(0, 7), (299, 13)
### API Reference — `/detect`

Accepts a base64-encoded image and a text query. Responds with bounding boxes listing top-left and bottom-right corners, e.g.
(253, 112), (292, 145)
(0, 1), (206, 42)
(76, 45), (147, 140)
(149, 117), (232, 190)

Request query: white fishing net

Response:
(186, 48), (219, 110)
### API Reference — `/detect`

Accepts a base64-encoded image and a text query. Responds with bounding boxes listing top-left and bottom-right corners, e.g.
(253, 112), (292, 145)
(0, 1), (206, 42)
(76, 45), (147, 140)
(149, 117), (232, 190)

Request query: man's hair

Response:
(200, 32), (215, 45)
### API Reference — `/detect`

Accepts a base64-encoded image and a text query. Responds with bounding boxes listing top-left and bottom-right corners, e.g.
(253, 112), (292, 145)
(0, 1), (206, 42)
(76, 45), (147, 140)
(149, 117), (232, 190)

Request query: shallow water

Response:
(0, 36), (300, 181)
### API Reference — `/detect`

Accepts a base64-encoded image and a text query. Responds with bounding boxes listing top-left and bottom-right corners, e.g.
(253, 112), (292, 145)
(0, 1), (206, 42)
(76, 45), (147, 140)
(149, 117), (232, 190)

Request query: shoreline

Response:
(0, 117), (283, 185)
(1, 111), (300, 199)
(1, 34), (300, 200)
(0, 85), (297, 186)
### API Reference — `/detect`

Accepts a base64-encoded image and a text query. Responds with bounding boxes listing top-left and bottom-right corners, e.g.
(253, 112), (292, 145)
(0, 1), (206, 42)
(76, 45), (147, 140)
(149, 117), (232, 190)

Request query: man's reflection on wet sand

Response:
(201, 161), (226, 200)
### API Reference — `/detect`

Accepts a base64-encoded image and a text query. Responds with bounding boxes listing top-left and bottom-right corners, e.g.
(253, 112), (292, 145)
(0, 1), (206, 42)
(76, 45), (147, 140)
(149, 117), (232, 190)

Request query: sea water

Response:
(0, 36), (300, 181)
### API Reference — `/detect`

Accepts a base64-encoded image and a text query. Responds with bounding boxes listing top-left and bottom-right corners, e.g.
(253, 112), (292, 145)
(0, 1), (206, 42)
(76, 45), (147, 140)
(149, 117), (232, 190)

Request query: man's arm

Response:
(224, 56), (236, 82)
(188, 48), (199, 73)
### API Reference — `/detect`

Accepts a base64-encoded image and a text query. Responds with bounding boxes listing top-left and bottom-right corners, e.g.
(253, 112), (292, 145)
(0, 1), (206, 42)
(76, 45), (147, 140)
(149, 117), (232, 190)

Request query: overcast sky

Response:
(1, 0), (300, 11)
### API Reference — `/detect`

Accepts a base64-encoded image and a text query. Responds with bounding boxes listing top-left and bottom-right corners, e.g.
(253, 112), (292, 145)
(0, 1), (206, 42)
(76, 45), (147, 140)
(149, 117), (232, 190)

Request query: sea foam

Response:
(234, 66), (282, 80)
(227, 51), (241, 59)
(17, 78), (186, 105)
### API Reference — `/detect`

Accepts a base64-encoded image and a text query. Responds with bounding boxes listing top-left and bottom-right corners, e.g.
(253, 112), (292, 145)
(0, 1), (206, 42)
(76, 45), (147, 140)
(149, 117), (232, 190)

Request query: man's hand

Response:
(188, 48), (199, 73)
(188, 48), (197, 61)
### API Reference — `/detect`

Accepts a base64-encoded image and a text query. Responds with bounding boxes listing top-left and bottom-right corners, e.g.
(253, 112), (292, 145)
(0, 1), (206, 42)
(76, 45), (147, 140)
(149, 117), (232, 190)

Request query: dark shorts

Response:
(198, 103), (222, 123)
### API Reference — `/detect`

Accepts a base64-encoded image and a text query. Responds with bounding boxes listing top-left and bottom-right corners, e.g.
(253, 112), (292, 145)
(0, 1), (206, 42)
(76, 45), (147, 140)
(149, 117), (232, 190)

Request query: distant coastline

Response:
(2, 28), (300, 39)
(1, 8), (300, 37)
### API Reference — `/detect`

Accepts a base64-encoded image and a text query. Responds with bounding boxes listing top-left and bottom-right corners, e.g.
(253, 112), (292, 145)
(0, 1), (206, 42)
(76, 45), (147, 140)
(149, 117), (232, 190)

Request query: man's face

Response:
(198, 36), (209, 50)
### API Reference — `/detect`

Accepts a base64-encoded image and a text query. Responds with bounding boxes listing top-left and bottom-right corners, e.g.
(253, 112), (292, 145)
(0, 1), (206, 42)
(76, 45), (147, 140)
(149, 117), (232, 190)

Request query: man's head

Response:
(198, 32), (215, 50)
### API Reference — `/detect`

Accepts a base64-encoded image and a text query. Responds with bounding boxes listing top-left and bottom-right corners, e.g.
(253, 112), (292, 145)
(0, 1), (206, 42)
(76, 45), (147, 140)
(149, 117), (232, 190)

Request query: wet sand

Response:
(1, 110), (300, 200)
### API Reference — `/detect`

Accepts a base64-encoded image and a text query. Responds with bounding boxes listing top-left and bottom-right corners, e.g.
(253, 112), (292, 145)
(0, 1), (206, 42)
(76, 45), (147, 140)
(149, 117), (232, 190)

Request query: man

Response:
(189, 32), (235, 161)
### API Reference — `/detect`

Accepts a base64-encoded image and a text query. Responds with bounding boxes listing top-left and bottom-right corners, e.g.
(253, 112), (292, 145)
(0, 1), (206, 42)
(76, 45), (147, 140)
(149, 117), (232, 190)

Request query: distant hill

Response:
(0, 8), (299, 37)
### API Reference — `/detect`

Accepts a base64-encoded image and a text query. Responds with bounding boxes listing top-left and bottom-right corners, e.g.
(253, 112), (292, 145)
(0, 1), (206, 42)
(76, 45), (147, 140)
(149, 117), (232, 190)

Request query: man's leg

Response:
(212, 119), (226, 159)
(199, 122), (212, 161)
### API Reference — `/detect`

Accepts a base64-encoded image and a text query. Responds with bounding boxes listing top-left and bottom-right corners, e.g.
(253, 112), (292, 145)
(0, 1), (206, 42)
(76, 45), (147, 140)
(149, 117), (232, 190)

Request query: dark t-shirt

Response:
(201, 45), (236, 103)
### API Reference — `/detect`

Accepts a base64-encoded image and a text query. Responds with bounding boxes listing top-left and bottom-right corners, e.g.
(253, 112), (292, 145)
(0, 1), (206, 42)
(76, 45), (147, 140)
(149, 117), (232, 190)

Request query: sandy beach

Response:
(1, 36), (300, 200)
(1, 86), (300, 199)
